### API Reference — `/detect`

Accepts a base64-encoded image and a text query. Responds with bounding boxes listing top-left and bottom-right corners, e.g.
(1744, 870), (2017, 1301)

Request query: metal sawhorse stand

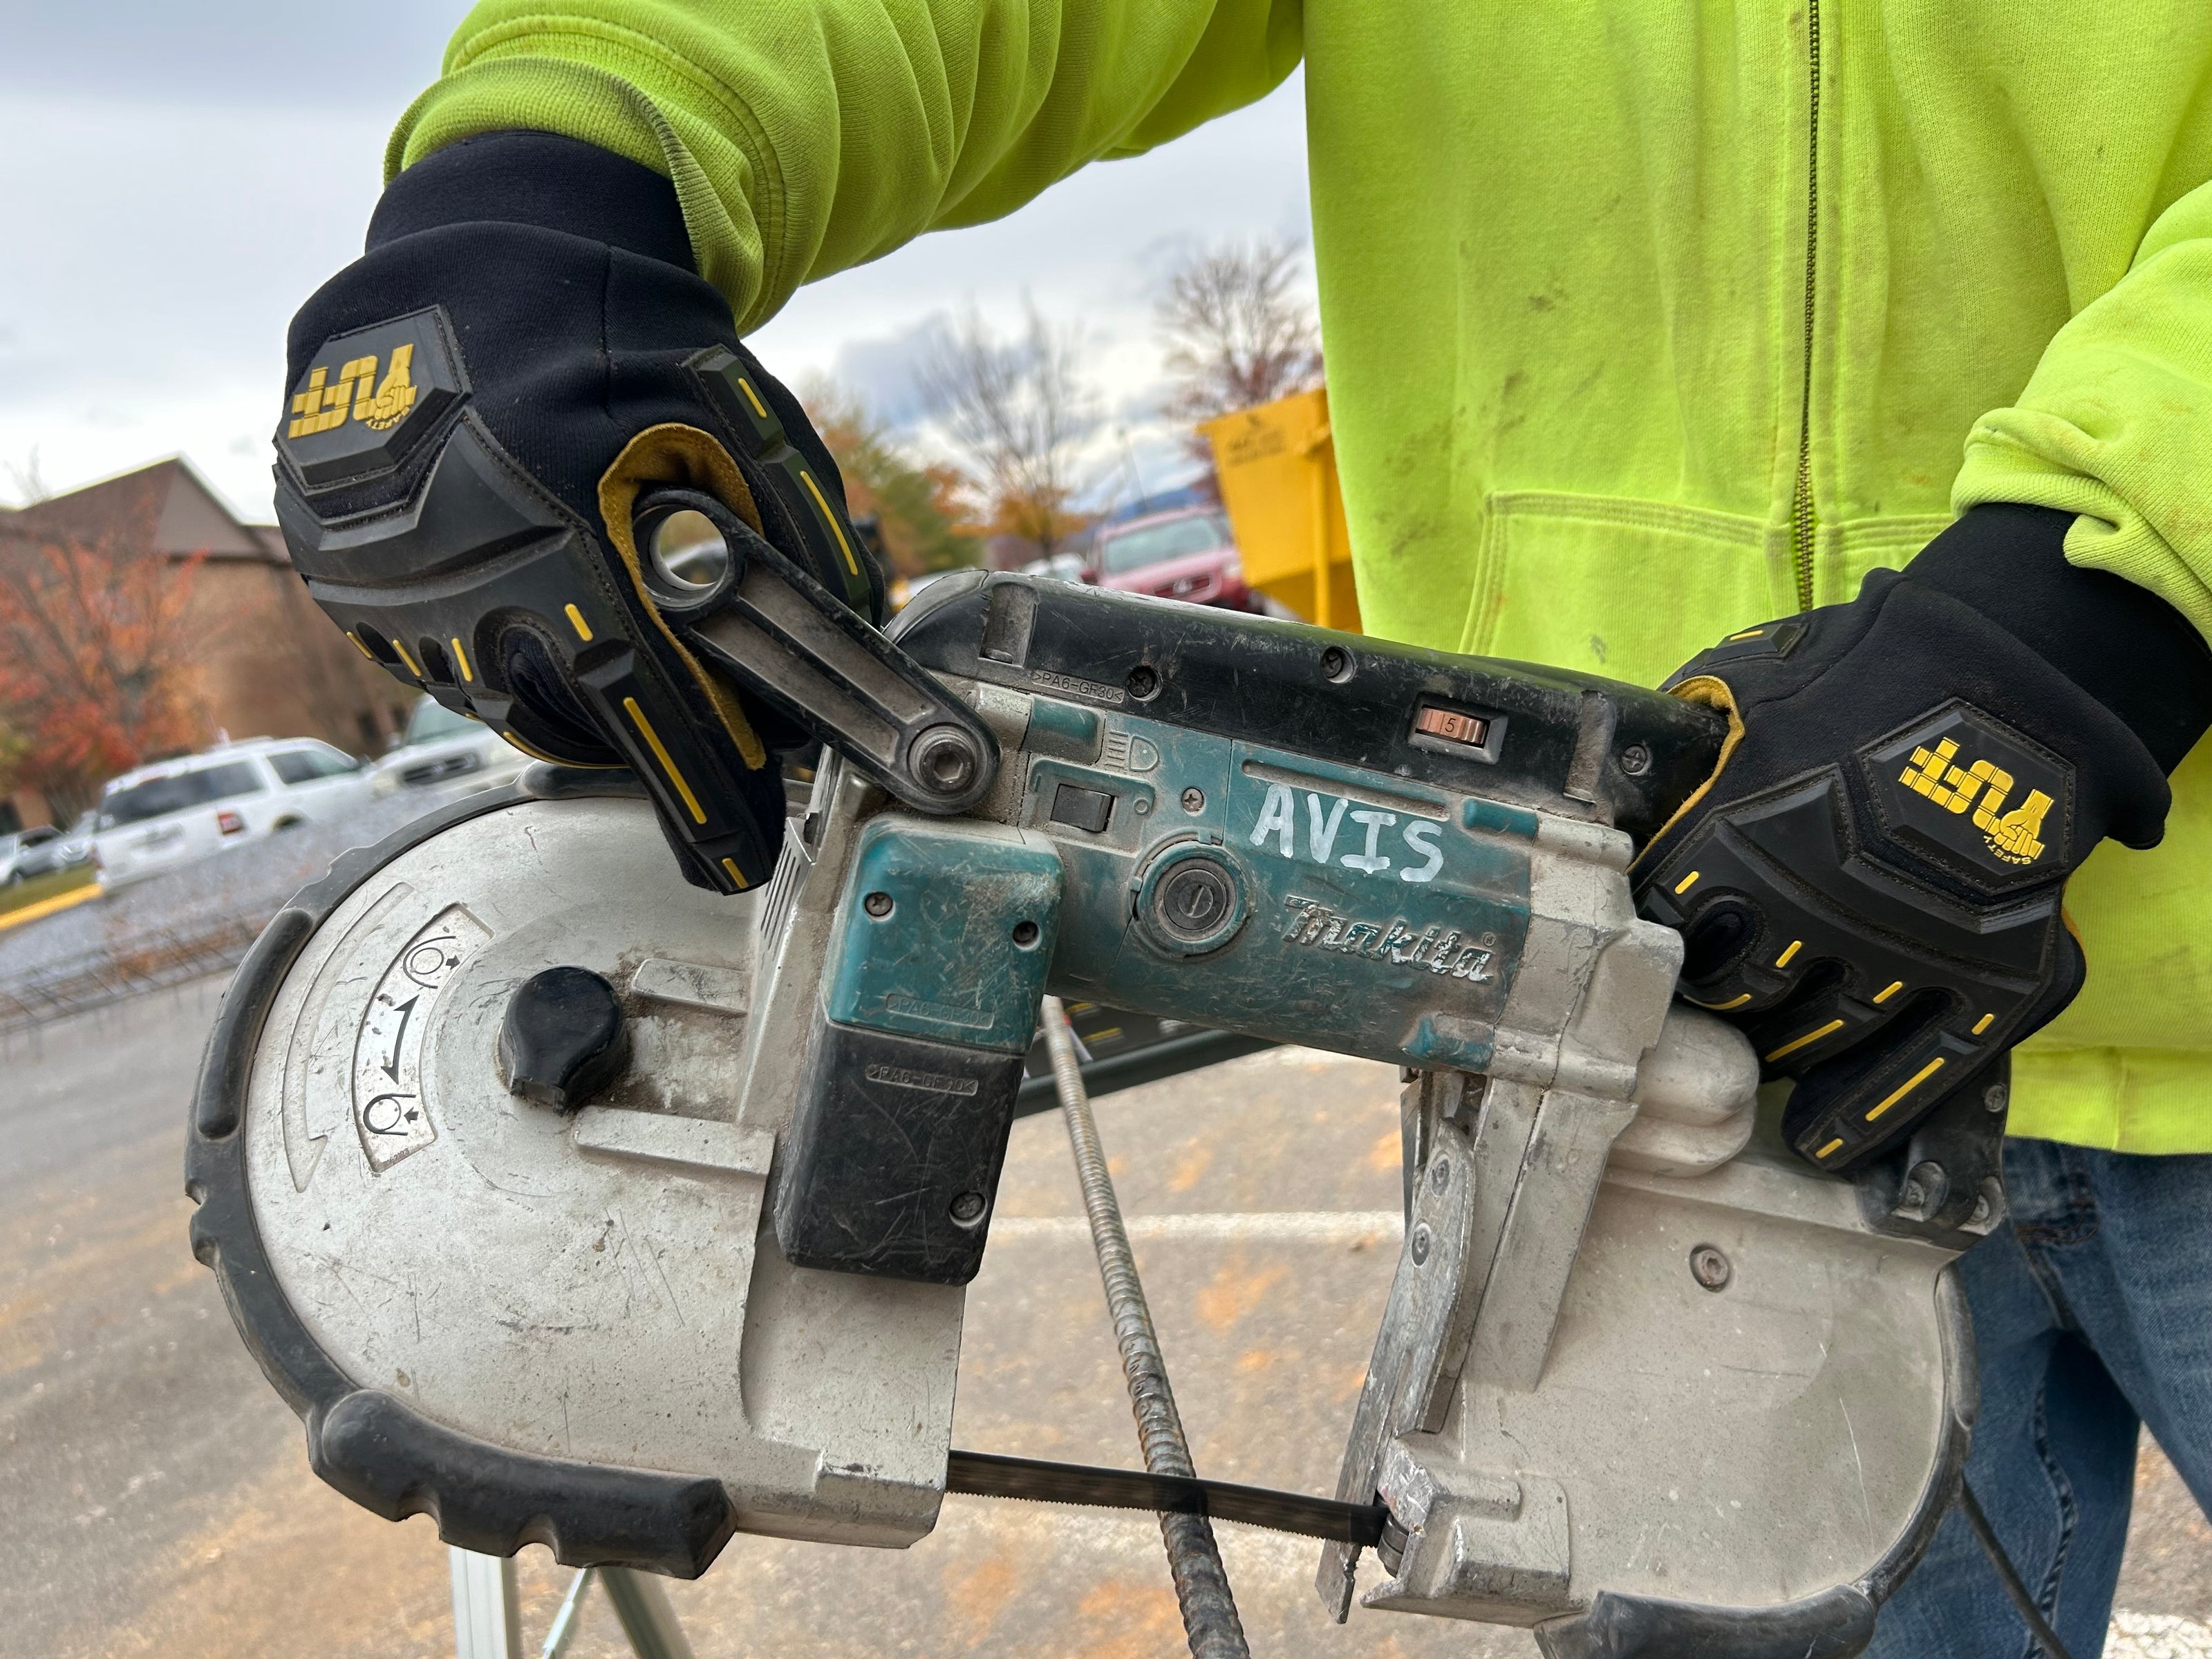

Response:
(450, 1549), (696, 1659)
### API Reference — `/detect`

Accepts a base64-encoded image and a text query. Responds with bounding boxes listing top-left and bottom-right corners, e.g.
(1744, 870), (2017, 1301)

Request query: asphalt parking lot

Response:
(3, 978), (2208, 1658)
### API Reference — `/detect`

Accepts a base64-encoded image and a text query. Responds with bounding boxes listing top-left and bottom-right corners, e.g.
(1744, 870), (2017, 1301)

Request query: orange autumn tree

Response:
(803, 381), (980, 577)
(0, 518), (209, 819)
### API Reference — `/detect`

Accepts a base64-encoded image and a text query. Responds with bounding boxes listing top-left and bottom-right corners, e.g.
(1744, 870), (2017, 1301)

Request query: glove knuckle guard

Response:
(274, 303), (876, 897)
(1632, 586), (2123, 1171)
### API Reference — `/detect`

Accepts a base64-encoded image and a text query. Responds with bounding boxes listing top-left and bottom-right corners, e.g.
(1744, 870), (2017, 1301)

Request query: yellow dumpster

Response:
(1199, 386), (1361, 632)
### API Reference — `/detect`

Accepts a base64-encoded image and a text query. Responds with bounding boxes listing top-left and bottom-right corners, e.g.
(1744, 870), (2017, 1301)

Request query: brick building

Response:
(0, 458), (415, 831)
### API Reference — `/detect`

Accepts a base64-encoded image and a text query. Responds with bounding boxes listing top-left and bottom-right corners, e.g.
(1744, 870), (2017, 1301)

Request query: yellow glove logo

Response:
(1898, 737), (2053, 865)
(276, 309), (462, 490)
(287, 344), (418, 438)
(1865, 704), (2068, 883)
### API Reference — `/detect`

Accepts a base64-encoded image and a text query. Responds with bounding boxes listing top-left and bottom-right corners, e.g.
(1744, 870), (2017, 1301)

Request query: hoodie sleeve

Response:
(387, 0), (1303, 333)
(1953, 176), (2212, 641)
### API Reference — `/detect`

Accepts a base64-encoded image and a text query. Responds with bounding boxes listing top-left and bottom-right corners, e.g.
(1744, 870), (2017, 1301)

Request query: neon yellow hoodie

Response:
(392, 0), (2212, 1152)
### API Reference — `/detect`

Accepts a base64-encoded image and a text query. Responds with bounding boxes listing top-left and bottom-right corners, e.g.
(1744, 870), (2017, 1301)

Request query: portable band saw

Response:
(189, 480), (2002, 1657)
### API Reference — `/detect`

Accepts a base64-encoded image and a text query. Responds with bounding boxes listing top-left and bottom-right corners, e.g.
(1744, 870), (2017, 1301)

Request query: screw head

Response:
(1181, 787), (1206, 814)
(1689, 1244), (1732, 1291)
(1410, 1224), (1432, 1265)
(863, 890), (893, 918)
(1126, 664), (1161, 700)
(1430, 1159), (1450, 1192)
(1137, 847), (1247, 955)
(1618, 742), (1653, 777)
(949, 1191), (986, 1225)
(1983, 1082), (2009, 1114)
(1320, 645), (1354, 683)
(1893, 1159), (1949, 1224)
(912, 727), (979, 796)
(1011, 919), (1040, 947)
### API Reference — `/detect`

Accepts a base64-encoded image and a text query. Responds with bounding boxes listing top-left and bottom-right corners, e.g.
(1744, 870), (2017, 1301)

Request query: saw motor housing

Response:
(189, 572), (1984, 1653)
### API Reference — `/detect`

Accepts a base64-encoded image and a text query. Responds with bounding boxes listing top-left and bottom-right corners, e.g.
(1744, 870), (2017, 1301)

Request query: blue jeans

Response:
(1866, 1140), (2212, 1659)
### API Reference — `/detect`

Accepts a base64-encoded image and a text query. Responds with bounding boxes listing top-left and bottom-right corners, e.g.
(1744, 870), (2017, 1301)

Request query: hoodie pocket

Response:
(1460, 492), (1791, 688)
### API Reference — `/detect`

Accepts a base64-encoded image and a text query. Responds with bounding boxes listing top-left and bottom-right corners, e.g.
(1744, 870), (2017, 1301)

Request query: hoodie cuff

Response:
(368, 128), (693, 271)
(1906, 503), (2212, 774)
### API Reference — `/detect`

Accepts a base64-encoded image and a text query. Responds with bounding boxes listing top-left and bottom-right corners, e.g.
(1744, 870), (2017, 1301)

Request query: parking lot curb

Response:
(0, 883), (100, 935)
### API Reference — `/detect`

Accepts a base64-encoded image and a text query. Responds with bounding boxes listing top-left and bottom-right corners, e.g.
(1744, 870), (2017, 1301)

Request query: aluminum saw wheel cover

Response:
(188, 782), (962, 1575)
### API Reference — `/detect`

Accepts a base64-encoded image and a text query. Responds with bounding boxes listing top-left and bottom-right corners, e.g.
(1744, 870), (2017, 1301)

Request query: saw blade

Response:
(946, 1448), (1391, 1546)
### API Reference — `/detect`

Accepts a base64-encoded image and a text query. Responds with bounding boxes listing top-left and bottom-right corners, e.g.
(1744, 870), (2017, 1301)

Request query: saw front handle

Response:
(631, 488), (999, 816)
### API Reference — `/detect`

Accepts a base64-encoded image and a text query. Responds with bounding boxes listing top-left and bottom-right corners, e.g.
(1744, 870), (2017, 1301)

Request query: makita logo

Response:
(1280, 896), (1494, 980)
(865, 1063), (981, 1097)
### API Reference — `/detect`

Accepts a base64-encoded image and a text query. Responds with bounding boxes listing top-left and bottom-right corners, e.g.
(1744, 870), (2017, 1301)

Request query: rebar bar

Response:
(1041, 995), (1249, 1659)
(539, 1567), (597, 1659)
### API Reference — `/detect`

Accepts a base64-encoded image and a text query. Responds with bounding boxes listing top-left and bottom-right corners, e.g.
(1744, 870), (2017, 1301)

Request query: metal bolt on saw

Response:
(188, 501), (2007, 1656)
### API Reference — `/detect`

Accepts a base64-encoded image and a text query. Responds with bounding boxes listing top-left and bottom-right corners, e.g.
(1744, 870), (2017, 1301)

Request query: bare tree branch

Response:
(915, 300), (1100, 561)
(3, 447), (51, 507)
(1156, 238), (1325, 453)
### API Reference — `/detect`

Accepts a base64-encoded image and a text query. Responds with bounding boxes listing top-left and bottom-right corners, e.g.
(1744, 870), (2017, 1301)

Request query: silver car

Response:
(12, 812), (96, 881)
(0, 825), (63, 885)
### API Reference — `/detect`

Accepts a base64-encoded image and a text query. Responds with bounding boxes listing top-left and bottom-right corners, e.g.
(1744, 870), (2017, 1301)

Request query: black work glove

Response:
(1634, 505), (2212, 1171)
(275, 131), (883, 893)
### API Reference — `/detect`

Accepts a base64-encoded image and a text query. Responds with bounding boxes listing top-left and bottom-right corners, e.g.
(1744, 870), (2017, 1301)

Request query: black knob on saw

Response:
(500, 966), (626, 1112)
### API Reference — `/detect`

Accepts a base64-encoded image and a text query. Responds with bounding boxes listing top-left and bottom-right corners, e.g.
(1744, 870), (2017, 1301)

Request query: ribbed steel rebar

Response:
(539, 1567), (597, 1659)
(1041, 995), (1249, 1659)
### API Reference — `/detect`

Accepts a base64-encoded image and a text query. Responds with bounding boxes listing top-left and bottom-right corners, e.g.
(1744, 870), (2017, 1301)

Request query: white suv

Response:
(93, 738), (375, 890)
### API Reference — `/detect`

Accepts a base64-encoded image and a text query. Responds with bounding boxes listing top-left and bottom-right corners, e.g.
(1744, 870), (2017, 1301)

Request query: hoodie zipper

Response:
(1789, 0), (1822, 613)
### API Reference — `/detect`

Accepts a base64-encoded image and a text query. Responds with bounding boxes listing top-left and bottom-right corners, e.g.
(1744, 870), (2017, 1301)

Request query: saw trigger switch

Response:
(1049, 782), (1115, 834)
(499, 966), (626, 1112)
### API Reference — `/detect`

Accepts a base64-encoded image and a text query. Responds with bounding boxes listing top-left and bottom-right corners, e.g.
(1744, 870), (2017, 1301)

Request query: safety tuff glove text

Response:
(273, 131), (884, 892)
(1633, 504), (2212, 1171)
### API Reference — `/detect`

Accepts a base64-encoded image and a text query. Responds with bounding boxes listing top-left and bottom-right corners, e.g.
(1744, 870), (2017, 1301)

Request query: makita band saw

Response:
(189, 544), (1995, 1656)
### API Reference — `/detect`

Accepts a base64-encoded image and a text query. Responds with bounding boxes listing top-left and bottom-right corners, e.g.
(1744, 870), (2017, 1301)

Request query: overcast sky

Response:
(0, 2), (1310, 522)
